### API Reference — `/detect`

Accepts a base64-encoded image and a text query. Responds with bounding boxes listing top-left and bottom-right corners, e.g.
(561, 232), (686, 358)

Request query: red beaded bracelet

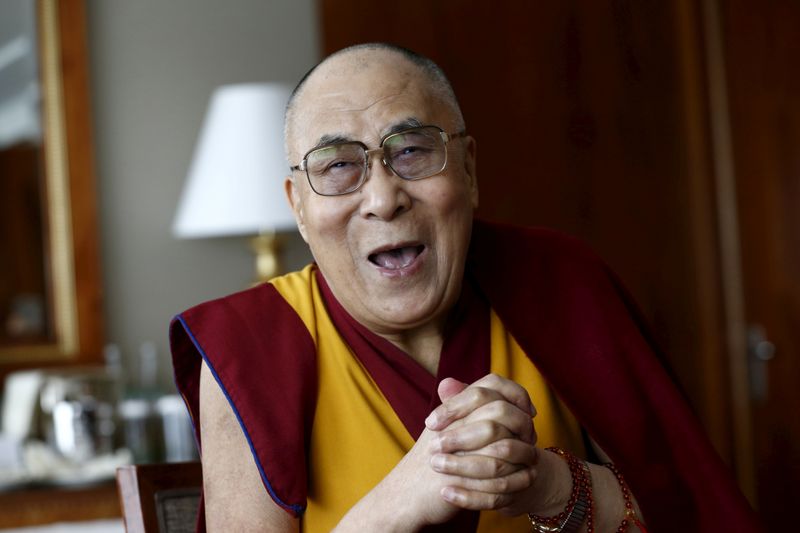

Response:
(528, 447), (594, 533)
(603, 462), (648, 533)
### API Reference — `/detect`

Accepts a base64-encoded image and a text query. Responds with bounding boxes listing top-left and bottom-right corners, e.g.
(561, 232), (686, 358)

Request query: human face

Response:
(285, 52), (478, 339)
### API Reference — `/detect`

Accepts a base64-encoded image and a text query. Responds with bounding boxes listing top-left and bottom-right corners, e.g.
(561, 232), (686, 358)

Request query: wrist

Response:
(528, 447), (574, 516)
(333, 477), (419, 533)
(528, 448), (594, 533)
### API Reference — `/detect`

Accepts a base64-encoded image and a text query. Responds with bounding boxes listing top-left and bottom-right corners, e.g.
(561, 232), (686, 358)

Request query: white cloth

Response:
(0, 519), (124, 533)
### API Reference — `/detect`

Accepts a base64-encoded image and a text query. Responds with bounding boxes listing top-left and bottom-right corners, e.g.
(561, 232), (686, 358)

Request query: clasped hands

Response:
(391, 373), (553, 527)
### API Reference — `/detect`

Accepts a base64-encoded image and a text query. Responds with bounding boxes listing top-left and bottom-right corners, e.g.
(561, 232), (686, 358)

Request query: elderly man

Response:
(170, 44), (760, 532)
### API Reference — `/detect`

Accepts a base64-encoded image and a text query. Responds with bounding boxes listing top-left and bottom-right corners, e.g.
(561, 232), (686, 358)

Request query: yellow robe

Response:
(271, 266), (584, 532)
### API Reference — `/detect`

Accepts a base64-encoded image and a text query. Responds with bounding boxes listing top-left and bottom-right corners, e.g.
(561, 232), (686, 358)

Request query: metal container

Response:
(155, 394), (198, 462)
(38, 367), (119, 463)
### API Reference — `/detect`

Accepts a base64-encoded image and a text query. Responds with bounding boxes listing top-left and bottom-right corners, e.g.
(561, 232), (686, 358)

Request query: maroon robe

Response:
(170, 219), (762, 532)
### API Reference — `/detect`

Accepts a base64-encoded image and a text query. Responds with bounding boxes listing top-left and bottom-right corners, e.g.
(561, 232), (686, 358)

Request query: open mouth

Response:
(368, 244), (425, 270)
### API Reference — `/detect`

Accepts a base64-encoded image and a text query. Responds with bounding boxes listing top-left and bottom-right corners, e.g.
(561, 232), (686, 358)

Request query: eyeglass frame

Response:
(289, 125), (468, 197)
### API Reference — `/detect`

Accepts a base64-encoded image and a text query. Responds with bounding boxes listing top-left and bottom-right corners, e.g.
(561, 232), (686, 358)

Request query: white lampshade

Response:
(172, 83), (297, 238)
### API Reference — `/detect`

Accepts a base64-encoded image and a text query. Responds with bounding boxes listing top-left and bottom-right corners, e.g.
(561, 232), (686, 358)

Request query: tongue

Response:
(371, 246), (421, 269)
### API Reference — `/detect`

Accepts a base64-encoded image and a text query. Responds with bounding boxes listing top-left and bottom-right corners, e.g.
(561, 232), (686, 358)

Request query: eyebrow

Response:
(309, 117), (425, 152)
(309, 133), (353, 152)
(381, 117), (423, 137)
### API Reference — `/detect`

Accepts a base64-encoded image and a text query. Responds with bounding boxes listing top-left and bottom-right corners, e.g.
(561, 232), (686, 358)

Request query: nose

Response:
(358, 149), (411, 221)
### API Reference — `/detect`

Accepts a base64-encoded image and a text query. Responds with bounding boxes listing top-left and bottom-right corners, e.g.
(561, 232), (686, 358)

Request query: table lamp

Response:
(172, 83), (297, 283)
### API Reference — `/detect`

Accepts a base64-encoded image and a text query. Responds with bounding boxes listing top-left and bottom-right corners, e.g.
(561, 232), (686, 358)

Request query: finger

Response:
(452, 465), (536, 494)
(469, 374), (536, 418)
(431, 452), (529, 480)
(440, 399), (536, 446)
(476, 438), (540, 466)
(433, 419), (516, 454)
(437, 377), (468, 402)
(458, 399), (537, 444)
(425, 386), (506, 430)
(432, 453), (519, 479)
(441, 486), (514, 511)
(431, 440), (539, 478)
(439, 468), (536, 510)
(426, 374), (537, 431)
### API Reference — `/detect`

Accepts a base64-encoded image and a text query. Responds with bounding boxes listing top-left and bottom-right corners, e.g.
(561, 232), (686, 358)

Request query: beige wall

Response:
(87, 0), (317, 386)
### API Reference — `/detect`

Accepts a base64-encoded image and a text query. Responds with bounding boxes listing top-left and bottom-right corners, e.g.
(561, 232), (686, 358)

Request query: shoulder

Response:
(169, 264), (319, 410)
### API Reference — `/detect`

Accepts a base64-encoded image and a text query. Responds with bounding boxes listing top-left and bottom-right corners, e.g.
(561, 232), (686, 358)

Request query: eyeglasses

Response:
(290, 125), (467, 196)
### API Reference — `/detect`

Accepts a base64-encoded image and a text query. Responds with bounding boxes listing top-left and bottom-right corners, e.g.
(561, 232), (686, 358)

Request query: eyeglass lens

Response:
(305, 126), (447, 196)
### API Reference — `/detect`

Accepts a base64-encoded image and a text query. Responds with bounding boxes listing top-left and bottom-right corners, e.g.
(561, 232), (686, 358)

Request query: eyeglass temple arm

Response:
(444, 130), (468, 142)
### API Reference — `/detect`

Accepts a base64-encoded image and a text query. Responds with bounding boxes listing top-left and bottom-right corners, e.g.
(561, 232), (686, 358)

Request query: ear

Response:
(463, 135), (479, 208)
(285, 176), (309, 243)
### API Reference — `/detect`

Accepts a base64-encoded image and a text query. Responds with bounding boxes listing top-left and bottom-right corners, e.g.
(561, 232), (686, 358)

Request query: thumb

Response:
(438, 377), (468, 402)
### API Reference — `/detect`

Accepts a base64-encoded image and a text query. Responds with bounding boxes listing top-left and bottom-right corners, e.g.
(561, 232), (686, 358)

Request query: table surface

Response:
(0, 519), (123, 533)
(0, 480), (121, 529)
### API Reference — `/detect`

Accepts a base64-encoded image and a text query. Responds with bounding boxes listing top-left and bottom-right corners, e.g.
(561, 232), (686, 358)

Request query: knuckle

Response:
(530, 427), (538, 445)
(493, 439), (514, 459)
(487, 457), (504, 477)
(517, 385), (531, 401)
(439, 432), (458, 451)
(434, 405), (449, 419)
(488, 399), (509, 417)
(470, 387), (491, 404)
(518, 389), (533, 407)
(482, 420), (503, 439)
(438, 455), (453, 471)
(519, 417), (533, 438)
(486, 373), (503, 387)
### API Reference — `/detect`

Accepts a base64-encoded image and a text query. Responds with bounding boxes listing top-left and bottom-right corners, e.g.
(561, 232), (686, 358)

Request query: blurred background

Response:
(0, 0), (796, 530)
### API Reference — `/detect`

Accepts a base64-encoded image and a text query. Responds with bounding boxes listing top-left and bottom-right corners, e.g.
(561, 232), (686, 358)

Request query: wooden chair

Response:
(116, 462), (202, 533)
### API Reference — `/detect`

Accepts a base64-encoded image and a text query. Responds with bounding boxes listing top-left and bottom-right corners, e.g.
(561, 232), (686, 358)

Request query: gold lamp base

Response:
(250, 231), (285, 284)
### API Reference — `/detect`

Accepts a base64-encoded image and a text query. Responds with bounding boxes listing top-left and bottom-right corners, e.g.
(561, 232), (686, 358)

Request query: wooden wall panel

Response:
(719, 0), (800, 528)
(319, 0), (733, 463)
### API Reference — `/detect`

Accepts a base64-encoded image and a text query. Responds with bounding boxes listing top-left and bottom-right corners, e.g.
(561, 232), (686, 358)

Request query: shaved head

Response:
(280, 41), (478, 342)
(284, 43), (465, 164)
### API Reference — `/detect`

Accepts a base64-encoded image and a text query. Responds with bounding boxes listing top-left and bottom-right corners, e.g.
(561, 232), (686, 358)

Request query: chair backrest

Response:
(116, 461), (202, 533)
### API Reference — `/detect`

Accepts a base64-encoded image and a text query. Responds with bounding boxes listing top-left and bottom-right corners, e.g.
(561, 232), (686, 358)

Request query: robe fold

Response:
(170, 219), (762, 532)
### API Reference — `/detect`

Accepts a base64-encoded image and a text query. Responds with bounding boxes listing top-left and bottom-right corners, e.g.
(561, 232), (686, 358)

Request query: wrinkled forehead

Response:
(287, 51), (454, 159)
